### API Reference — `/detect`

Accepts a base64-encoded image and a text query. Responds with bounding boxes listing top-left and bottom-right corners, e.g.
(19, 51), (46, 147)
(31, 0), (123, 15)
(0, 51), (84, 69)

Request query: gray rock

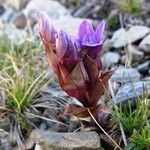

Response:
(121, 55), (127, 64)
(53, 16), (91, 36)
(24, 0), (70, 21)
(139, 34), (150, 53)
(114, 81), (150, 106)
(111, 67), (141, 83)
(35, 144), (42, 150)
(24, 137), (35, 149)
(0, 129), (12, 150)
(73, 2), (94, 18)
(127, 26), (150, 43)
(4, 24), (27, 44)
(111, 26), (150, 48)
(0, 118), (11, 131)
(127, 44), (144, 62)
(137, 61), (150, 75)
(5, 0), (28, 10)
(12, 12), (27, 29)
(0, 8), (16, 23)
(33, 16), (91, 37)
(30, 130), (101, 150)
(101, 39), (112, 53)
(111, 28), (127, 48)
(0, 5), (5, 15)
(102, 52), (120, 67)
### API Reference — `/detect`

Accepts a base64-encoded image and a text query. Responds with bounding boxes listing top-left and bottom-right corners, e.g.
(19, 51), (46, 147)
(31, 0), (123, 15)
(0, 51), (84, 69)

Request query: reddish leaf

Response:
(45, 43), (58, 74)
(88, 70), (114, 106)
(58, 61), (88, 105)
(83, 55), (99, 83)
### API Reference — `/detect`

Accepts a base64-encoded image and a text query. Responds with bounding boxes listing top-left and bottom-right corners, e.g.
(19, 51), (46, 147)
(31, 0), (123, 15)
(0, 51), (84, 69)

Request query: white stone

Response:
(5, 0), (28, 10)
(139, 34), (150, 53)
(53, 16), (91, 36)
(4, 24), (27, 44)
(111, 28), (127, 48)
(102, 52), (120, 67)
(111, 67), (141, 83)
(111, 26), (150, 48)
(127, 26), (150, 43)
(24, 0), (70, 21)
(33, 16), (91, 37)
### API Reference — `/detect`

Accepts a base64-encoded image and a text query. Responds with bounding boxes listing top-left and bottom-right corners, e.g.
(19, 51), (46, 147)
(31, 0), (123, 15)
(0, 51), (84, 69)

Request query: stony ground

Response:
(0, 0), (150, 150)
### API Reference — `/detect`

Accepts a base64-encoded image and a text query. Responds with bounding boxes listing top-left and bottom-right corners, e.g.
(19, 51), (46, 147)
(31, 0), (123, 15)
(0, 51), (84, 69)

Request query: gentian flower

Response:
(38, 11), (114, 125)
(77, 20), (105, 69)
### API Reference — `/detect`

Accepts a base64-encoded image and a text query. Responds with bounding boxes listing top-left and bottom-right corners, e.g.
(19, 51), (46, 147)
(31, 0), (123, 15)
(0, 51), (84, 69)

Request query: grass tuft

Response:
(112, 92), (150, 149)
(114, 0), (144, 14)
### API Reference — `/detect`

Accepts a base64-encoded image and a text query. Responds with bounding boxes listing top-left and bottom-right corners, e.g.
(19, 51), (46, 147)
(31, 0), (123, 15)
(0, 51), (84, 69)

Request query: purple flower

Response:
(38, 11), (115, 125)
(78, 20), (105, 47)
(77, 20), (105, 69)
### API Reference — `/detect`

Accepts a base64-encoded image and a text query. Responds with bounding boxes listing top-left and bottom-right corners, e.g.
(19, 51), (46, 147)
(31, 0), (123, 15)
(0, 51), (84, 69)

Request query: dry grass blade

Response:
(87, 108), (123, 150)
(20, 71), (46, 105)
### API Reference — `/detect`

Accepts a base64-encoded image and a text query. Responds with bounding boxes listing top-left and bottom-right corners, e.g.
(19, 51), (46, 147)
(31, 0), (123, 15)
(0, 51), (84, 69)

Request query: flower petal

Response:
(78, 20), (94, 42)
(56, 31), (67, 61)
(95, 20), (105, 43)
(38, 11), (56, 44)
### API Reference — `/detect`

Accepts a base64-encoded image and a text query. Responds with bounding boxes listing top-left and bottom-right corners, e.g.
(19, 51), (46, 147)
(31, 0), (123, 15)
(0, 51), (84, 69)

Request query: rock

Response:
(12, 12), (27, 29)
(0, 8), (16, 23)
(101, 39), (112, 53)
(0, 118), (11, 131)
(0, 5), (5, 16)
(24, 0), (70, 21)
(127, 44), (144, 62)
(30, 130), (101, 150)
(0, 129), (12, 150)
(137, 61), (150, 75)
(139, 34), (150, 53)
(111, 28), (127, 48)
(53, 16), (91, 36)
(127, 26), (149, 43)
(114, 81), (150, 107)
(102, 52), (120, 67)
(33, 16), (91, 37)
(126, 15), (144, 26)
(111, 67), (141, 83)
(4, 24), (27, 44)
(35, 144), (42, 150)
(5, 0), (28, 10)
(72, 2), (94, 18)
(111, 26), (150, 48)
(121, 55), (127, 64)
(24, 137), (35, 149)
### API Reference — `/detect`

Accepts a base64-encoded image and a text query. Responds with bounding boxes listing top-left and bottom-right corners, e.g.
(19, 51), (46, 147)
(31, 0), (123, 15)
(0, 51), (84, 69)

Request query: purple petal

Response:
(56, 31), (67, 61)
(66, 36), (78, 60)
(38, 11), (56, 43)
(95, 20), (105, 43)
(78, 20), (94, 42)
(82, 41), (103, 47)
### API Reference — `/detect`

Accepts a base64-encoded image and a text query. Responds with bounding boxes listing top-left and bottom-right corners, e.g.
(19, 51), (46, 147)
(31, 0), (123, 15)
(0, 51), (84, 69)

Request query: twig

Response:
(119, 12), (124, 28)
(87, 108), (123, 150)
